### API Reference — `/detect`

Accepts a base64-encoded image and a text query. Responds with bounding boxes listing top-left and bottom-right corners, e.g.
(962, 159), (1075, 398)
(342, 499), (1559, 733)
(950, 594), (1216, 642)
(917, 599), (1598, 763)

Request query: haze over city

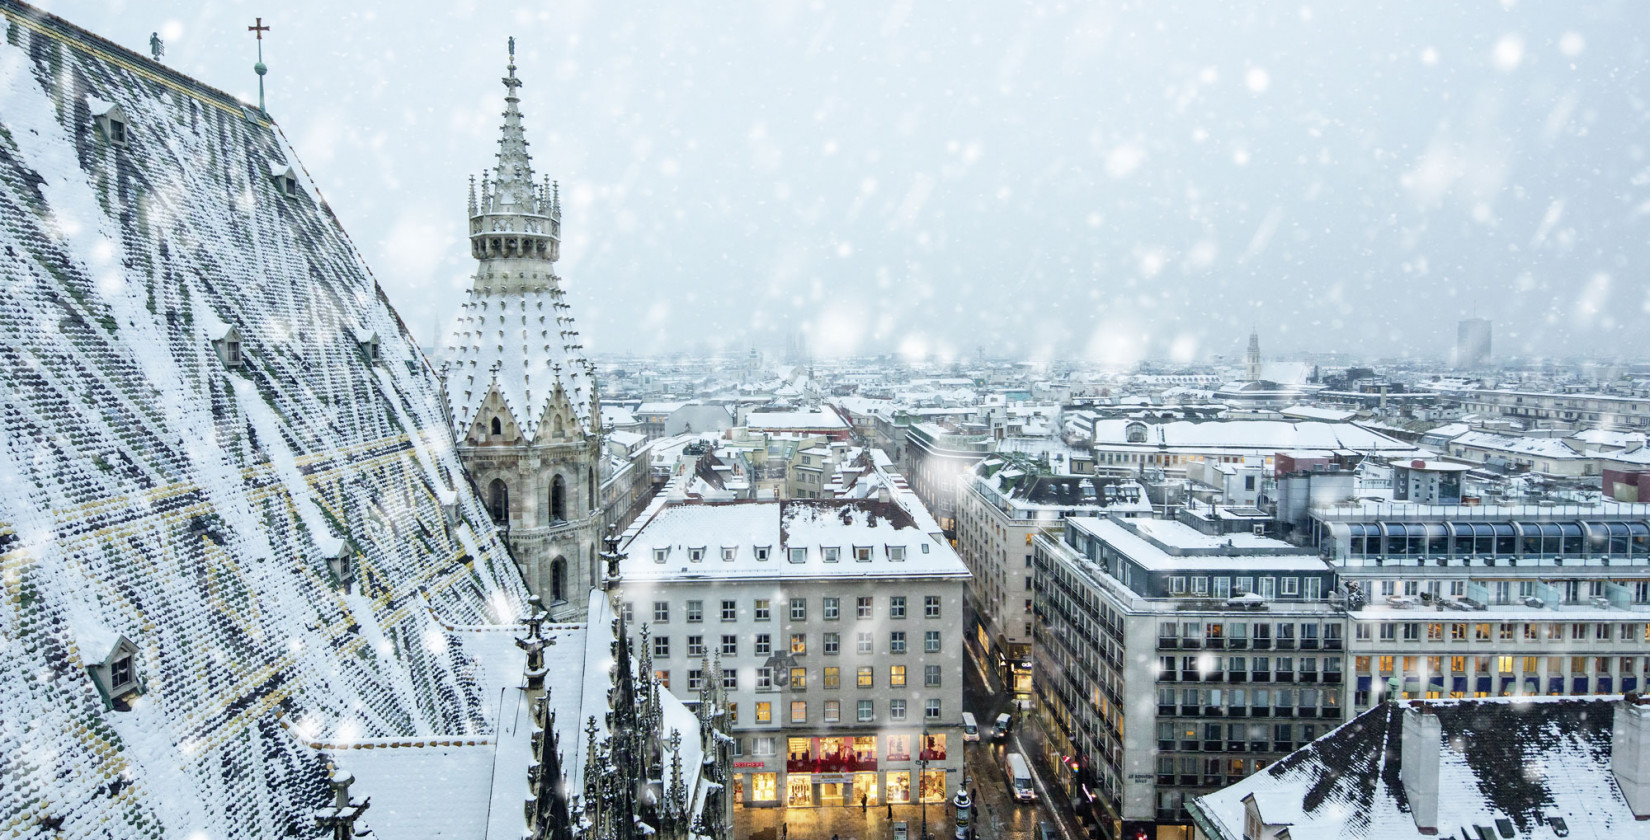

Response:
(37, 0), (1650, 362)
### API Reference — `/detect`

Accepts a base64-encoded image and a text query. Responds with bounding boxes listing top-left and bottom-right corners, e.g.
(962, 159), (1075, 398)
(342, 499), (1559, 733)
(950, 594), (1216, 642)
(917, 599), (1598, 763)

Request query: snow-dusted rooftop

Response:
(1091, 418), (1412, 453)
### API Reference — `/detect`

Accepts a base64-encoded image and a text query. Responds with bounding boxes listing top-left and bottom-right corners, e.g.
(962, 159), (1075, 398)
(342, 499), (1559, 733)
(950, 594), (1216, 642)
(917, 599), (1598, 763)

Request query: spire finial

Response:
(248, 18), (271, 111)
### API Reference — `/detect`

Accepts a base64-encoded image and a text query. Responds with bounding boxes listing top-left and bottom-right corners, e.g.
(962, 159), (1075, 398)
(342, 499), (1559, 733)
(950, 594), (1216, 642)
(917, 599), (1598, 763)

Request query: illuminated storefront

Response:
(919, 769), (947, 803)
(751, 773), (777, 804)
(786, 774), (814, 806)
(886, 771), (912, 803)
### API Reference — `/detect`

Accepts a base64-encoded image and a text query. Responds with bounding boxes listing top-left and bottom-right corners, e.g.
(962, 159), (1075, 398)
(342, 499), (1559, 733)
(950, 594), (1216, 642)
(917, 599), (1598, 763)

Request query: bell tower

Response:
(442, 42), (603, 618)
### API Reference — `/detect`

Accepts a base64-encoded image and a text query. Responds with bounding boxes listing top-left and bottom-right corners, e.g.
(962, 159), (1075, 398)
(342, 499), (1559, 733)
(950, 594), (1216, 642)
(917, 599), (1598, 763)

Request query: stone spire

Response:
(1245, 329), (1263, 382)
(467, 40), (561, 283)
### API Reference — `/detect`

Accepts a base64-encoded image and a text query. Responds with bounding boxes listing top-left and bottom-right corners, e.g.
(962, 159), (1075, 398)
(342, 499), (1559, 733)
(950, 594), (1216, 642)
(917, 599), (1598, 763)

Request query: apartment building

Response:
(955, 454), (1150, 703)
(904, 422), (993, 536)
(1032, 516), (1345, 838)
(616, 495), (970, 811)
(1313, 500), (1650, 714)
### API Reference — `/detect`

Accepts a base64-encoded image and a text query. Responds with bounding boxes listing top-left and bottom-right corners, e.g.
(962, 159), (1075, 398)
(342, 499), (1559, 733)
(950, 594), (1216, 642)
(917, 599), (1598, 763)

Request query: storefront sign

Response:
(734, 761), (766, 768)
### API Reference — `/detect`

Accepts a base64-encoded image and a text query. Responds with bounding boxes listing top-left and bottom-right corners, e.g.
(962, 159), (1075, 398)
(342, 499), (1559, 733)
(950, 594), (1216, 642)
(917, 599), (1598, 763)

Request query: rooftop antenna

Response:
(248, 17), (270, 111)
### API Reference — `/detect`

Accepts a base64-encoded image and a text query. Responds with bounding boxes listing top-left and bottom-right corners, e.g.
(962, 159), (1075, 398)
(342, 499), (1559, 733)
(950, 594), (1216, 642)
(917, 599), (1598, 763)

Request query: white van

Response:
(994, 712), (1013, 741)
(1005, 752), (1035, 802)
(962, 712), (979, 742)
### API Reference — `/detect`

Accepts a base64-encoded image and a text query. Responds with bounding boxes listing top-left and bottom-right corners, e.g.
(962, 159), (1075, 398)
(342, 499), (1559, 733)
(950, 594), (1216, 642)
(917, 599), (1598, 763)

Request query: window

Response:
(789, 547), (807, 564)
(753, 736), (774, 755)
(890, 596), (907, 618)
(687, 600), (703, 623)
(858, 666), (874, 688)
(688, 669), (704, 690)
(689, 547), (704, 562)
(688, 636), (705, 657)
(858, 700), (875, 722)
(654, 602), (670, 623)
(755, 546), (770, 561)
(721, 600), (737, 621)
(825, 700), (841, 722)
(653, 636), (669, 657)
(824, 597), (840, 620)
(1281, 577), (1299, 596)
(925, 664), (941, 686)
(755, 600), (771, 621)
(722, 547), (736, 562)
(653, 549), (668, 564)
(891, 631), (907, 654)
(655, 670), (669, 688)
(857, 597), (873, 618)
(824, 666), (841, 688)
(622, 602), (635, 623)
(823, 547), (840, 563)
(790, 667), (807, 690)
(855, 546), (873, 562)
(925, 596), (941, 618)
(757, 668), (773, 689)
(890, 665), (906, 687)
(925, 699), (941, 720)
(791, 634), (806, 654)
(790, 598), (807, 620)
(110, 654), (134, 691)
(890, 698), (907, 720)
(890, 546), (906, 561)
(756, 702), (772, 723)
(925, 631), (941, 653)
(755, 634), (771, 655)
(824, 632), (840, 654)
(857, 632), (873, 653)
(722, 635), (738, 655)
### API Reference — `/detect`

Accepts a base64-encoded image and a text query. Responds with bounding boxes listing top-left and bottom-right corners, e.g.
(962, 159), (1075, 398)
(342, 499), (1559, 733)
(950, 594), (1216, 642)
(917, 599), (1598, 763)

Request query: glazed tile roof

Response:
(0, 3), (529, 835)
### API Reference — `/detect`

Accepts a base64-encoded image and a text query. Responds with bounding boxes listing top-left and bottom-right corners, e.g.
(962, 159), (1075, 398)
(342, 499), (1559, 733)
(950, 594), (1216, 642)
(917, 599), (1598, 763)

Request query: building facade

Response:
(615, 495), (970, 813)
(904, 422), (993, 538)
(442, 53), (606, 615)
(955, 455), (1151, 703)
(1033, 516), (1345, 839)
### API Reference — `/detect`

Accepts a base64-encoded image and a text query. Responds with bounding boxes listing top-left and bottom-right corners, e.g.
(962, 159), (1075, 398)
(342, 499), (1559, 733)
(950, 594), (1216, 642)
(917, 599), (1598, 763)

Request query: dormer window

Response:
(354, 329), (380, 364)
(268, 162), (300, 198)
(788, 547), (807, 564)
(889, 546), (906, 562)
(211, 325), (244, 368)
(1125, 421), (1148, 444)
(88, 97), (128, 147)
(689, 547), (705, 562)
(822, 547), (840, 563)
(754, 546), (771, 561)
(326, 541), (354, 594)
(921, 543), (930, 554)
(83, 633), (141, 710)
(491, 417), (503, 436)
(855, 546), (872, 562)
(654, 548), (668, 564)
(722, 547), (736, 562)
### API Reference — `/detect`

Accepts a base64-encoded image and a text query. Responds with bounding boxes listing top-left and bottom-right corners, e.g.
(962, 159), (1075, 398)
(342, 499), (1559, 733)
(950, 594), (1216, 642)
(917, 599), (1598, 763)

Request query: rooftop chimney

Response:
(1614, 693), (1650, 819)
(1400, 703), (1441, 834)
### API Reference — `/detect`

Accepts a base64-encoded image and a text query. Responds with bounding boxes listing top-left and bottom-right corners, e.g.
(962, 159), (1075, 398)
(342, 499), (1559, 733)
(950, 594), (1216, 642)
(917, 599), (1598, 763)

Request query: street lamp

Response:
(920, 726), (929, 840)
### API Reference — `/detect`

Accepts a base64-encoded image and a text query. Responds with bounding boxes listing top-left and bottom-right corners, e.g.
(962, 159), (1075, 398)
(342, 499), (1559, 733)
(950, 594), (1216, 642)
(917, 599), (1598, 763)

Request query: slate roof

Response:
(1192, 698), (1650, 840)
(0, 3), (529, 835)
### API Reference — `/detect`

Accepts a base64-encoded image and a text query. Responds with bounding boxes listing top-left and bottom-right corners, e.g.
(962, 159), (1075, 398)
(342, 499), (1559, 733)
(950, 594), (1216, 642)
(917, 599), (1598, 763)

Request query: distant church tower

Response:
(1245, 330), (1263, 382)
(442, 45), (602, 618)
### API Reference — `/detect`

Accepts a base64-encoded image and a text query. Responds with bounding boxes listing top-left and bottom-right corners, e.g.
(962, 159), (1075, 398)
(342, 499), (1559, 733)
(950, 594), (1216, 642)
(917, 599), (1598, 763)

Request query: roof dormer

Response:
(268, 161), (300, 198)
(211, 324), (244, 368)
(353, 328), (380, 364)
(87, 97), (128, 147)
(83, 634), (142, 710)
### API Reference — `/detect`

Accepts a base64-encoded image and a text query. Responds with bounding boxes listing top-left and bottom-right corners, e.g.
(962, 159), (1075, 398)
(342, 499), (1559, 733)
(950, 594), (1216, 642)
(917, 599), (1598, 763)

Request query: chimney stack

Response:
(1614, 693), (1650, 819)
(1400, 703), (1441, 834)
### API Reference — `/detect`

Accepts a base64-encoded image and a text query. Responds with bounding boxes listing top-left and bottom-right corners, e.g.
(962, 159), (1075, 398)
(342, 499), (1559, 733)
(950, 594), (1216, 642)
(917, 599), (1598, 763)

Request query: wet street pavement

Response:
(733, 637), (1080, 840)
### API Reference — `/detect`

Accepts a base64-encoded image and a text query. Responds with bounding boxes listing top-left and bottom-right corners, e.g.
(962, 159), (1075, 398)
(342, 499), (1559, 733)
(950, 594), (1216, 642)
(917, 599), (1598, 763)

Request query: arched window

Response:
(553, 414), (564, 437)
(551, 474), (567, 522)
(588, 467), (596, 512)
(490, 416), (503, 436)
(488, 478), (509, 525)
(550, 556), (567, 603)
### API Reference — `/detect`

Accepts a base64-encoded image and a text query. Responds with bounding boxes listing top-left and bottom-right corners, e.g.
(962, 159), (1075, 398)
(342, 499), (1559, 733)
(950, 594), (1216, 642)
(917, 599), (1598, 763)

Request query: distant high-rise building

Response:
(1245, 329), (1263, 381)
(1457, 318), (1492, 368)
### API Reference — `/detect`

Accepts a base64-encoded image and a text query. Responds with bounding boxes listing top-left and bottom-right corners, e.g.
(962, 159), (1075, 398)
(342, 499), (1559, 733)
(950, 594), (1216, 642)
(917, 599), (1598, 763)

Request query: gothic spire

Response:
(488, 44), (537, 215)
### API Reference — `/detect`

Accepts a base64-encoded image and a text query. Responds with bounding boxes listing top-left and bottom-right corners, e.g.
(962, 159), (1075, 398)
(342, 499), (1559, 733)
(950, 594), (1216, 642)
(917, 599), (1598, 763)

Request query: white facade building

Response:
(615, 492), (971, 811)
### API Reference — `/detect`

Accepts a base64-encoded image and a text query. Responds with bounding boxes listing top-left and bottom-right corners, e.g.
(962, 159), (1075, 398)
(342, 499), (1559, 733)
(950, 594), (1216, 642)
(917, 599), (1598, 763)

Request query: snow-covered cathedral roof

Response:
(441, 54), (598, 440)
(0, 3), (530, 835)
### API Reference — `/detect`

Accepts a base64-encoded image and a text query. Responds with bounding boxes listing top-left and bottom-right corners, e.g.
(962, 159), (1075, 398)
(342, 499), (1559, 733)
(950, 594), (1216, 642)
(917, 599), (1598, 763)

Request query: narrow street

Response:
(960, 639), (1084, 840)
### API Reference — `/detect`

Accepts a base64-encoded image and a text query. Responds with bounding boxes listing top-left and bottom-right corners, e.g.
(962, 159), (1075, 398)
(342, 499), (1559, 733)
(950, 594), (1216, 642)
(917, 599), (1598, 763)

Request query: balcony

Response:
(1181, 639), (1202, 650)
(1158, 638), (1178, 650)
(1203, 705), (1225, 717)
(1181, 670), (1199, 682)
(1275, 672), (1294, 683)
(1252, 639), (1272, 650)
(1250, 672), (1271, 683)
(1299, 673), (1319, 684)
(1323, 672), (1343, 685)
(1299, 640), (1319, 651)
(1325, 639), (1343, 651)
(1226, 672), (1245, 683)
(1297, 707), (1317, 718)
(1273, 707), (1293, 718)
(1225, 639), (1248, 650)
(1204, 671), (1225, 683)
(1228, 708), (1247, 718)
(1159, 672), (1178, 683)
(1275, 639), (1296, 651)
(1202, 741), (1222, 753)
(1180, 704), (1201, 717)
(1158, 704), (1176, 717)
(1226, 741), (1246, 752)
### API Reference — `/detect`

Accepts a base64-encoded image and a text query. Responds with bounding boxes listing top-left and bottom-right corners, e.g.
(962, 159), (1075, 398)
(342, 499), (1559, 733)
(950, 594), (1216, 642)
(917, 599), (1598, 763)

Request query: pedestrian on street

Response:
(887, 802), (893, 820)
(861, 793), (868, 812)
(782, 824), (788, 840)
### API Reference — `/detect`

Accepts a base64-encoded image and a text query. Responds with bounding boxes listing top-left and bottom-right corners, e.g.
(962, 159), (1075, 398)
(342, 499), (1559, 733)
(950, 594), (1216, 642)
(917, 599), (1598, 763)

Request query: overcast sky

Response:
(38, 0), (1650, 365)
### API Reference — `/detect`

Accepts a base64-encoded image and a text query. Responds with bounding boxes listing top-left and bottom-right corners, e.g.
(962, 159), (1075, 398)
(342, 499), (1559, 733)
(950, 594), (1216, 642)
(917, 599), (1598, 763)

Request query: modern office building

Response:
(1456, 317), (1492, 368)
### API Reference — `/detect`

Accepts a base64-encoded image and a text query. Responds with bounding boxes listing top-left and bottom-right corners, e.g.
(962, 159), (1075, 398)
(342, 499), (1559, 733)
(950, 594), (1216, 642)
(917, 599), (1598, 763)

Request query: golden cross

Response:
(248, 18), (270, 41)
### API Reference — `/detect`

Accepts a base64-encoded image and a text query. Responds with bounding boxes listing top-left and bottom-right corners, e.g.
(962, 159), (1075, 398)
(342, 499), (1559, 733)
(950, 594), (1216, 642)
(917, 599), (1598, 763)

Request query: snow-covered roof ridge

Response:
(0, 10), (529, 836)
